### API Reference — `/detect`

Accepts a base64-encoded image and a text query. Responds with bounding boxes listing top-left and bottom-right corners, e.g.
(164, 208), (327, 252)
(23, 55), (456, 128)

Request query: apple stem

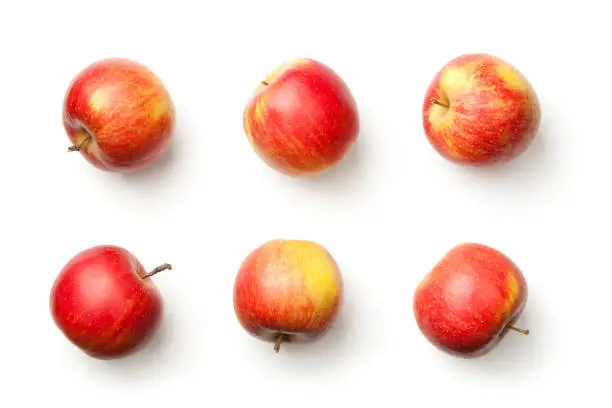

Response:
(274, 333), (288, 353)
(430, 98), (449, 109)
(142, 263), (172, 279)
(67, 135), (91, 152)
(507, 325), (530, 335)
(261, 80), (269, 86)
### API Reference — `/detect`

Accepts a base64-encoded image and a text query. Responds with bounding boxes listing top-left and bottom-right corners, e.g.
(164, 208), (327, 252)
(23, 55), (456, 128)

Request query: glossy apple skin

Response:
(423, 53), (541, 166)
(233, 239), (343, 347)
(63, 58), (175, 172)
(413, 243), (528, 357)
(50, 245), (164, 359)
(243, 58), (359, 176)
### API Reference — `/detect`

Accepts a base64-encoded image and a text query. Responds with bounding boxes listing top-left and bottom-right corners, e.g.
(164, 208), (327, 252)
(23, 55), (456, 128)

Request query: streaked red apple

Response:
(423, 53), (541, 166)
(49, 245), (171, 359)
(233, 239), (343, 353)
(243, 58), (359, 176)
(413, 242), (529, 357)
(63, 58), (175, 172)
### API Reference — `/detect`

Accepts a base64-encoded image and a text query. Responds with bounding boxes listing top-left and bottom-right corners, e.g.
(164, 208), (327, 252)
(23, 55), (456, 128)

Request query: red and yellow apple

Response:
(413, 243), (529, 357)
(63, 58), (175, 172)
(50, 245), (171, 359)
(233, 239), (343, 352)
(423, 53), (541, 166)
(243, 58), (359, 176)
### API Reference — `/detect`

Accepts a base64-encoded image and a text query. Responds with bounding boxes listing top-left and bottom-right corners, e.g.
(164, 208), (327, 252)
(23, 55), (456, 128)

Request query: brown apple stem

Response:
(430, 98), (449, 109)
(261, 80), (269, 86)
(274, 333), (288, 353)
(507, 325), (530, 335)
(67, 135), (91, 152)
(142, 263), (172, 279)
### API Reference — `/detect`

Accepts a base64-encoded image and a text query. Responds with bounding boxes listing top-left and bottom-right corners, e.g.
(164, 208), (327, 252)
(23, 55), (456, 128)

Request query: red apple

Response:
(233, 239), (343, 352)
(243, 58), (359, 176)
(50, 245), (171, 359)
(63, 58), (175, 172)
(413, 243), (529, 357)
(423, 53), (541, 166)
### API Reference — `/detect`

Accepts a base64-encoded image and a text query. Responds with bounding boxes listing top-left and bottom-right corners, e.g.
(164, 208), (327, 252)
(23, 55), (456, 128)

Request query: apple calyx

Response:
(274, 333), (290, 354)
(507, 325), (530, 335)
(142, 263), (172, 280)
(430, 98), (449, 109)
(67, 133), (92, 152)
(261, 80), (269, 86)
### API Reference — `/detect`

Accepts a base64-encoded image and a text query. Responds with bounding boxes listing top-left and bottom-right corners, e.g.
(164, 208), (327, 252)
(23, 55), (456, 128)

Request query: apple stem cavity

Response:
(142, 263), (172, 280)
(67, 134), (91, 152)
(67, 135), (91, 152)
(261, 80), (269, 86)
(507, 325), (530, 335)
(274, 333), (289, 353)
(430, 98), (449, 109)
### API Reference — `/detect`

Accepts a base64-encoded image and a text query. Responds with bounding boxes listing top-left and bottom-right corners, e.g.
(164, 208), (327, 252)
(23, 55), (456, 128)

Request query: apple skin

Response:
(63, 58), (175, 172)
(49, 245), (170, 359)
(233, 239), (343, 352)
(243, 58), (359, 176)
(423, 53), (541, 166)
(413, 243), (528, 357)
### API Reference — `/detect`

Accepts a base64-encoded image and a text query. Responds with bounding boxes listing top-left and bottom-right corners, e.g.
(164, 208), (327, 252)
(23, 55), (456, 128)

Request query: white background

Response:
(1, 0), (609, 406)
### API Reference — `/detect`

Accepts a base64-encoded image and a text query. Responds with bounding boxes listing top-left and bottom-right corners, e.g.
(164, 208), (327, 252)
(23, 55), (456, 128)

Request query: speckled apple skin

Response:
(413, 243), (528, 357)
(423, 53), (540, 166)
(63, 58), (175, 172)
(233, 239), (343, 344)
(49, 245), (163, 359)
(243, 58), (359, 176)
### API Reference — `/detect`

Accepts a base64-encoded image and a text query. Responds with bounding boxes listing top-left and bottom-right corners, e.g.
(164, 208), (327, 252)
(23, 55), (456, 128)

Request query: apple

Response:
(63, 58), (175, 172)
(233, 239), (343, 352)
(49, 245), (171, 359)
(243, 58), (359, 176)
(422, 53), (541, 166)
(413, 243), (529, 357)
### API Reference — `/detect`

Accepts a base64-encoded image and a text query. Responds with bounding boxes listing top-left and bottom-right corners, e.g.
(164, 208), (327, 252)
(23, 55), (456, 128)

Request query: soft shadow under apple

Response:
(287, 135), (370, 201)
(439, 293), (550, 379)
(262, 288), (356, 373)
(118, 110), (200, 182)
(121, 138), (179, 183)
(93, 310), (180, 382)
(450, 111), (556, 191)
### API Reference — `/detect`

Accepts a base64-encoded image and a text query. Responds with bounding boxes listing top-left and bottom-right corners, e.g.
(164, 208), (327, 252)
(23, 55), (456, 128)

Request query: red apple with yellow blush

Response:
(423, 53), (541, 166)
(413, 243), (529, 357)
(63, 58), (175, 172)
(233, 239), (343, 353)
(243, 58), (359, 176)
(50, 245), (171, 359)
